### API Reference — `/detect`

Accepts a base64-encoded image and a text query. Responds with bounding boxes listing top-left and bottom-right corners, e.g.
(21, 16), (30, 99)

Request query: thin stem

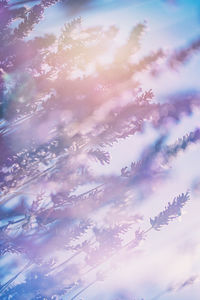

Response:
(9, 0), (39, 7)
(0, 262), (32, 295)
(0, 217), (27, 231)
(48, 241), (96, 274)
(49, 251), (81, 274)
(70, 280), (97, 300)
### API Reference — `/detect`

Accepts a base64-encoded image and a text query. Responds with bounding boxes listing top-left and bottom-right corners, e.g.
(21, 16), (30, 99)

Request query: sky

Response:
(43, 1), (200, 299)
(3, 1), (200, 299)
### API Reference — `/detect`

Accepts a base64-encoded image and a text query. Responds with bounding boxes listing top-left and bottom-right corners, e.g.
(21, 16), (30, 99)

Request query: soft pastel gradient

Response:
(0, 1), (200, 299)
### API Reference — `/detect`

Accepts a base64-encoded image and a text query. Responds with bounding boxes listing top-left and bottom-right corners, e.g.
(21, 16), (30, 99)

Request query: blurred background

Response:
(1, 1), (200, 300)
